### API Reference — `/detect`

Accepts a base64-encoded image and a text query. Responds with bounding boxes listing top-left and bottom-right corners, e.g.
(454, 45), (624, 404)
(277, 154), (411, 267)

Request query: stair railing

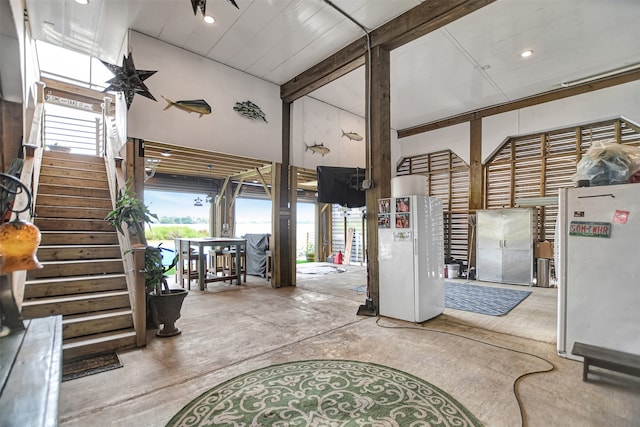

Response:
(102, 98), (147, 347)
(8, 82), (46, 311)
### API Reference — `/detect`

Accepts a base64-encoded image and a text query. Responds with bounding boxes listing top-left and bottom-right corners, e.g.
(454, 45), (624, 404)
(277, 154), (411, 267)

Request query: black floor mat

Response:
(62, 352), (123, 382)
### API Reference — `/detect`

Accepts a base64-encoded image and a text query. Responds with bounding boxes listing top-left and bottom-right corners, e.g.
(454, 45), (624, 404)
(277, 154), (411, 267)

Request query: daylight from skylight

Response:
(36, 40), (113, 90)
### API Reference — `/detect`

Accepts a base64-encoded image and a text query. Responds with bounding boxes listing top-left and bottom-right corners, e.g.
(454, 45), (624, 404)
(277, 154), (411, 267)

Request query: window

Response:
(36, 41), (113, 90)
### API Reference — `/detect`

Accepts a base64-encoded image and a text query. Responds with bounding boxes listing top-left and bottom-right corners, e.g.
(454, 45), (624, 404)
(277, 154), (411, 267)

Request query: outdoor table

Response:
(177, 237), (247, 291)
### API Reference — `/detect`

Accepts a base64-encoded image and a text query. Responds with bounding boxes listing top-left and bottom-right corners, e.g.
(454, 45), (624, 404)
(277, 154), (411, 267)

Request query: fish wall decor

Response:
(233, 100), (268, 122)
(162, 96), (211, 118)
(305, 142), (330, 156)
(341, 130), (363, 141)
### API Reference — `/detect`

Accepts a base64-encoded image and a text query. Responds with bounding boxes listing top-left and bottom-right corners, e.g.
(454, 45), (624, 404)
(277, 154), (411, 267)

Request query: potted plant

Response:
(144, 245), (188, 337)
(105, 181), (157, 246)
(105, 181), (188, 337)
(305, 242), (315, 262)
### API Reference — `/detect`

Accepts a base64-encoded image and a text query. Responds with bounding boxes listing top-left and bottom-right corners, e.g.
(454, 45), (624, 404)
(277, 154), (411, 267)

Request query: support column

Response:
(468, 118), (483, 269)
(127, 138), (145, 200)
(273, 101), (293, 287)
(290, 165), (297, 287)
(365, 45), (391, 310)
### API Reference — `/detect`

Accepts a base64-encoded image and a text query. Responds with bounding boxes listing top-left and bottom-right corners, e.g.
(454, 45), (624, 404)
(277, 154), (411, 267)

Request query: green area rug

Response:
(167, 359), (482, 426)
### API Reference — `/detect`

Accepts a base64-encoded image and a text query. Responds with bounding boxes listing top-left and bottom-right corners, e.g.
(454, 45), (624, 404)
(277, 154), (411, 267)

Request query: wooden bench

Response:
(572, 342), (640, 382)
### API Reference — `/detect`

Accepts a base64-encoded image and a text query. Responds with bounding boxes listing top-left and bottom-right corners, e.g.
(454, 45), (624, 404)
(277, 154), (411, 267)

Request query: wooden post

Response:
(614, 119), (622, 144)
(273, 100), (293, 287)
(468, 118), (483, 269)
(539, 133), (548, 241)
(509, 140), (516, 207)
(316, 204), (327, 262)
(366, 45), (391, 309)
(132, 247), (146, 347)
(290, 165), (297, 286)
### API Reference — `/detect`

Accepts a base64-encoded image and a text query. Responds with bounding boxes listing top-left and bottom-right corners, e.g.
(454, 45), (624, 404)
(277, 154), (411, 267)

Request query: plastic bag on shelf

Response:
(572, 141), (640, 186)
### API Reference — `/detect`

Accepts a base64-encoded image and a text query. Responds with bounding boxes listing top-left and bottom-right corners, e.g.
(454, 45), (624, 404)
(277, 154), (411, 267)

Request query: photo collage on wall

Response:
(377, 198), (391, 228)
(395, 197), (410, 229)
(377, 197), (411, 229)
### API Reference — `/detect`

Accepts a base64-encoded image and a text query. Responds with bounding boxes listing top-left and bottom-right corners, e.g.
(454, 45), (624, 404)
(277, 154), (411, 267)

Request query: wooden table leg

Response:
(235, 243), (242, 285)
(198, 244), (205, 291)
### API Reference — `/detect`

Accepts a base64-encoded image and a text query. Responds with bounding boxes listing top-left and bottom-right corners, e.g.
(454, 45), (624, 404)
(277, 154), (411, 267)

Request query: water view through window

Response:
(145, 191), (315, 260)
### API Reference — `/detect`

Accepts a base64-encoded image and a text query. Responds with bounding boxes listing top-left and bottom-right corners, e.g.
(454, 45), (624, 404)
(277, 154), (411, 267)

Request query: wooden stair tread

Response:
(21, 290), (129, 305)
(62, 329), (136, 349)
(24, 274), (127, 298)
(37, 244), (122, 260)
(38, 244), (120, 250)
(39, 258), (123, 265)
(25, 273), (126, 285)
(37, 184), (111, 198)
(63, 308), (133, 323)
(40, 231), (118, 245)
(43, 151), (103, 163)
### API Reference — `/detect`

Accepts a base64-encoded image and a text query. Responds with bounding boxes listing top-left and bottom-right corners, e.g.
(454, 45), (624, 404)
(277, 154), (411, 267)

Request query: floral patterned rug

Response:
(166, 359), (482, 426)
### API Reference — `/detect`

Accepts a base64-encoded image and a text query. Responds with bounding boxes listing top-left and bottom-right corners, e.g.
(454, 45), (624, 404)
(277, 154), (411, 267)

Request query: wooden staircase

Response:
(21, 151), (136, 361)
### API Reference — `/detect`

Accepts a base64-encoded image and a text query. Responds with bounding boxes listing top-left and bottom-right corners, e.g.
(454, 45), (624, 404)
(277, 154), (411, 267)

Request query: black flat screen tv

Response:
(316, 166), (366, 208)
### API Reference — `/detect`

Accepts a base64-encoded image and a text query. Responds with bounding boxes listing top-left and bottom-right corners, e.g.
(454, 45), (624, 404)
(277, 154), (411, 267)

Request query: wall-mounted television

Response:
(316, 166), (366, 208)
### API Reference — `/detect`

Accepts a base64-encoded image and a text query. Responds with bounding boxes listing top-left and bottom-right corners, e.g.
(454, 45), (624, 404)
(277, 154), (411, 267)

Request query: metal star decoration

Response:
(191, 0), (206, 15)
(190, 0), (238, 16)
(101, 53), (157, 109)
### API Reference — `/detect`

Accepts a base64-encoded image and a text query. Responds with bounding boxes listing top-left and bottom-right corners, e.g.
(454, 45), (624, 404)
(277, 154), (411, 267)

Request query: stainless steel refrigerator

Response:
(476, 208), (534, 285)
(377, 195), (444, 323)
(557, 183), (640, 360)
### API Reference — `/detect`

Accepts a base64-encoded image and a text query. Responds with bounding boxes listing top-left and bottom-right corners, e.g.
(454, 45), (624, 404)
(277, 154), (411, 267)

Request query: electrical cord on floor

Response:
(375, 317), (556, 427)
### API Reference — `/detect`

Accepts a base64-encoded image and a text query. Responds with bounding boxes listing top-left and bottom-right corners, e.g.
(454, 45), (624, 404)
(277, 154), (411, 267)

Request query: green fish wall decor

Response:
(305, 142), (330, 156)
(233, 100), (268, 123)
(162, 96), (211, 118)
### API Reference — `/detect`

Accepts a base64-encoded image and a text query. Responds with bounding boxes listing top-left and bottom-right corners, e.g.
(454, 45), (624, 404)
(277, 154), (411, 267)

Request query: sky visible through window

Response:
(145, 191), (315, 255)
(37, 40), (113, 89)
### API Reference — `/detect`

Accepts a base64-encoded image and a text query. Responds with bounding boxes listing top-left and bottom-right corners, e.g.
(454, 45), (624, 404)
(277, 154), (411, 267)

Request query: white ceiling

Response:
(19, 0), (640, 132)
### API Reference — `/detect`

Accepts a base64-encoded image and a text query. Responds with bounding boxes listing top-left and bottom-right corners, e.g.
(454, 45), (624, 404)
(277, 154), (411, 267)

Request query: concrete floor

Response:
(59, 263), (640, 426)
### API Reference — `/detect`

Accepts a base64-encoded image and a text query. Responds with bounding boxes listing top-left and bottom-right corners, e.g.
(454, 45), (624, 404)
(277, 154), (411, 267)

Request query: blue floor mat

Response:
(445, 281), (531, 316)
(351, 285), (367, 293)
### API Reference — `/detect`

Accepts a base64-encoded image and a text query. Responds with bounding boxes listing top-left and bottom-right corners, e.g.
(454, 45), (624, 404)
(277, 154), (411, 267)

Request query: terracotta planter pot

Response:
(148, 289), (188, 337)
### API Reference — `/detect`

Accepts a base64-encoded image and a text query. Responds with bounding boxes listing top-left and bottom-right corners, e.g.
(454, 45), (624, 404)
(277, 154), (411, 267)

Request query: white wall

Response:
(291, 96), (366, 170)
(397, 122), (470, 164)
(396, 80), (640, 167)
(127, 31), (282, 163)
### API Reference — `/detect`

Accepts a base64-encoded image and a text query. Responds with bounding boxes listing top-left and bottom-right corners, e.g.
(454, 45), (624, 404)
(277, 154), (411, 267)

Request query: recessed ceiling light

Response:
(161, 150), (172, 157)
(204, 15), (215, 24)
(75, 0), (89, 4)
(520, 50), (533, 58)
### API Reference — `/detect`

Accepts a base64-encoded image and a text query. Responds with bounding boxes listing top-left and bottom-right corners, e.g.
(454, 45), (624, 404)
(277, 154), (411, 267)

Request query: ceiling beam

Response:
(255, 167), (272, 199)
(398, 68), (640, 138)
(280, 0), (495, 102)
(231, 164), (272, 180)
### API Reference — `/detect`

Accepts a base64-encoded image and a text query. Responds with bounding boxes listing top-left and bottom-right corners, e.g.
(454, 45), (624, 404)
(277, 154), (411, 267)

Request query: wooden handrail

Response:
(102, 100), (147, 347)
(10, 83), (45, 310)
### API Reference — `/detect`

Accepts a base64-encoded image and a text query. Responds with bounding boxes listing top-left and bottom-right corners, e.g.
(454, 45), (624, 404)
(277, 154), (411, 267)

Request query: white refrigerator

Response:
(557, 183), (640, 360)
(377, 195), (444, 323)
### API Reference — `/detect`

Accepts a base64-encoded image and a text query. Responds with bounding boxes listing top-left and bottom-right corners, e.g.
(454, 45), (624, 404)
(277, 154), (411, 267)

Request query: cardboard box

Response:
(535, 241), (554, 259)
